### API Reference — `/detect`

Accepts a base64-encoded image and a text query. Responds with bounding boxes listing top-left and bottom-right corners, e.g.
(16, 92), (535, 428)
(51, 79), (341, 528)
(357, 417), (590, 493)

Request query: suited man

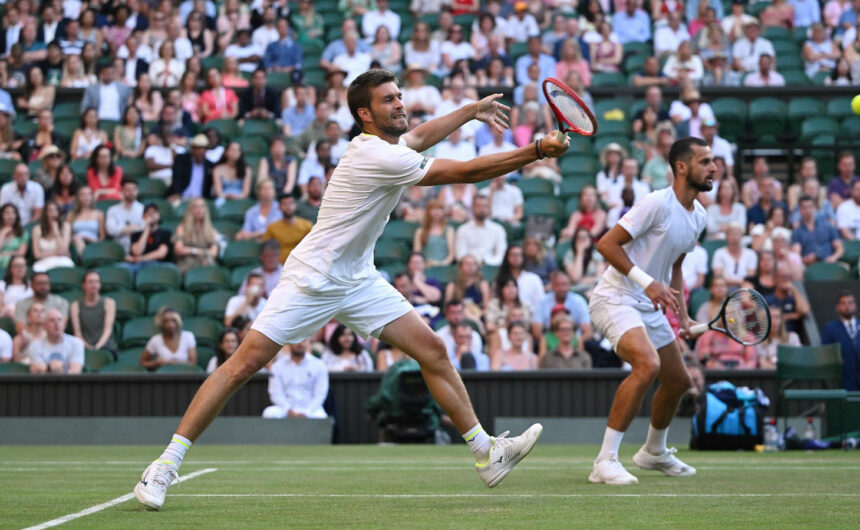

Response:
(80, 64), (131, 122)
(239, 67), (281, 120)
(167, 134), (213, 203)
(821, 291), (860, 391)
(36, 5), (61, 45)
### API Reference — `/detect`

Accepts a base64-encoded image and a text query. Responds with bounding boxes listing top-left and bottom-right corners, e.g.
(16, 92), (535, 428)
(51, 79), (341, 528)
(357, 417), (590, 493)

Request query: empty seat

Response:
(106, 290), (146, 321)
(135, 264), (181, 293)
(48, 267), (85, 293)
(147, 290), (196, 317)
(183, 317), (222, 348)
(81, 241), (125, 268)
(196, 290), (234, 319)
(184, 266), (231, 294)
(222, 241), (261, 268)
(121, 317), (159, 349)
(517, 178), (555, 199)
(94, 265), (133, 292)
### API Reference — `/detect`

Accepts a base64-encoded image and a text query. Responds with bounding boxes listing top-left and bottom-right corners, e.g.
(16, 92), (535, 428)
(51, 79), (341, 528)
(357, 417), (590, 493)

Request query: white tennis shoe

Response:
(588, 456), (639, 485)
(134, 459), (179, 510)
(476, 423), (543, 488)
(632, 446), (696, 477)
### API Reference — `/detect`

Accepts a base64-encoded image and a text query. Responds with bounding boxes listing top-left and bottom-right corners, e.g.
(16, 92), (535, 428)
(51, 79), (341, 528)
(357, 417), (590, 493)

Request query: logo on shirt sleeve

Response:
(419, 157), (429, 169)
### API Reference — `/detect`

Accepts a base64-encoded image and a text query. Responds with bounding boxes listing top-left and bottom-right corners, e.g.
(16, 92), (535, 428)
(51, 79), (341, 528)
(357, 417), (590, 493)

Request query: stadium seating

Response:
(81, 241), (125, 268)
(106, 291), (146, 322)
(0, 362), (29, 373)
(100, 363), (147, 373)
(84, 350), (114, 373)
(95, 266), (134, 292)
(135, 265), (182, 293)
(381, 220), (419, 244)
(183, 317), (222, 348)
(48, 267), (85, 293)
(197, 290), (233, 320)
(517, 178), (555, 199)
(804, 262), (851, 281)
(787, 98), (825, 135)
(776, 344), (846, 431)
(184, 266), (231, 294)
(146, 290), (197, 317)
(748, 98), (787, 140)
(120, 317), (160, 349)
(222, 241), (261, 268)
(523, 196), (565, 224)
(156, 363), (204, 373)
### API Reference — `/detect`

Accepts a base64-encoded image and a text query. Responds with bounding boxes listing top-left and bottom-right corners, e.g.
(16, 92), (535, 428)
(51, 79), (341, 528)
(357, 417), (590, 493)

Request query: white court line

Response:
(22, 467), (217, 530)
(170, 492), (860, 499)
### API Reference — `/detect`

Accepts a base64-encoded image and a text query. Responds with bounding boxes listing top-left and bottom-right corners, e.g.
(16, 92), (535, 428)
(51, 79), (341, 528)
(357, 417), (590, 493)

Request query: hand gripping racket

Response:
(542, 77), (599, 142)
(690, 288), (772, 346)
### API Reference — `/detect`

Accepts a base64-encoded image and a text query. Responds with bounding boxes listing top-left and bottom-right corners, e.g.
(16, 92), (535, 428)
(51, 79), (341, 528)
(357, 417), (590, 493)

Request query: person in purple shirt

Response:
(827, 152), (860, 204)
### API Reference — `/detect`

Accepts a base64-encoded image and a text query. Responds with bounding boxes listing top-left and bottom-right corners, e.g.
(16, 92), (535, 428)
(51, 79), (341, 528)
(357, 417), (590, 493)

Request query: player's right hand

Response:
(541, 131), (570, 158)
(644, 282), (680, 314)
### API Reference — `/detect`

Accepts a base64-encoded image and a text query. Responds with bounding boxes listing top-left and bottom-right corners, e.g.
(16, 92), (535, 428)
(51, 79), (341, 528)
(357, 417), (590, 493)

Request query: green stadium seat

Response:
(196, 346), (215, 370)
(793, 26), (809, 43)
(241, 119), (280, 137)
(555, 240), (571, 267)
(799, 117), (840, 144)
(13, 118), (37, 138)
(0, 159), (21, 177)
(106, 290), (146, 321)
(564, 197), (580, 217)
(137, 178), (168, 199)
(772, 39), (799, 58)
(425, 265), (457, 284)
(230, 264), (259, 290)
(222, 241), (261, 268)
(156, 363), (203, 373)
(560, 154), (598, 176)
(296, 37), (325, 55)
(196, 290), (233, 319)
(840, 240), (860, 265)
(206, 119), (239, 137)
(776, 344), (846, 431)
(52, 101), (80, 119)
(517, 178), (555, 199)
(787, 98), (825, 134)
(622, 41), (652, 57)
(98, 120), (119, 137)
(780, 70), (810, 86)
(689, 288), (711, 320)
(498, 220), (524, 242)
(184, 266), (231, 294)
(0, 317), (15, 337)
(710, 98), (747, 142)
(147, 289), (196, 317)
(523, 196), (565, 223)
(748, 97), (787, 139)
(702, 239), (727, 262)
(374, 239), (408, 266)
(482, 265), (499, 283)
(216, 198), (255, 224)
(116, 157), (148, 178)
(213, 220), (240, 240)
(508, 41), (529, 61)
(47, 267), (85, 293)
(748, 1), (772, 17)
(763, 26), (792, 41)
(804, 262), (851, 281)
(811, 71), (829, 85)
(0, 362), (29, 373)
(842, 116), (860, 136)
(95, 265), (134, 292)
(121, 317), (159, 349)
(238, 137), (269, 157)
(53, 118), (78, 141)
(100, 362), (147, 373)
(265, 71), (293, 91)
(201, 56), (223, 71)
(302, 67), (326, 87)
(146, 198), (176, 220)
(135, 264), (181, 293)
(94, 200), (120, 216)
(775, 53), (803, 72)
(559, 177), (592, 201)
(622, 54), (647, 75)
(591, 72), (626, 87)
(84, 349), (114, 373)
(184, 317), (221, 348)
(81, 241), (125, 268)
(57, 288), (83, 305)
(826, 98), (854, 122)
(115, 347), (145, 365)
(381, 220), (419, 244)
(594, 120), (632, 138)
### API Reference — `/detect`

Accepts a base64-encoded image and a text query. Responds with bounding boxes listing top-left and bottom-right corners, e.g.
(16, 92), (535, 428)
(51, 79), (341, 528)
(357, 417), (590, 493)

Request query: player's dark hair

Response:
(347, 69), (397, 131)
(668, 137), (708, 176)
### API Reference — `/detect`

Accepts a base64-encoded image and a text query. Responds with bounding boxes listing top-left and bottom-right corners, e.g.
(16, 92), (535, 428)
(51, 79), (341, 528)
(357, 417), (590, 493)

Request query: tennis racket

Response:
(689, 288), (771, 346)
(542, 77), (599, 143)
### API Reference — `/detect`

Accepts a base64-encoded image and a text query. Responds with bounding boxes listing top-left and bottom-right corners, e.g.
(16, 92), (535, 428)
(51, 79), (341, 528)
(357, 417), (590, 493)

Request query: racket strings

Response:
(724, 291), (770, 345)
(546, 86), (595, 134)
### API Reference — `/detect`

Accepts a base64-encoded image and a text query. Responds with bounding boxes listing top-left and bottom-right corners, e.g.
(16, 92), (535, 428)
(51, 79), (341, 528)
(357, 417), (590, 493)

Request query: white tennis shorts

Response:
(251, 258), (413, 345)
(588, 294), (676, 352)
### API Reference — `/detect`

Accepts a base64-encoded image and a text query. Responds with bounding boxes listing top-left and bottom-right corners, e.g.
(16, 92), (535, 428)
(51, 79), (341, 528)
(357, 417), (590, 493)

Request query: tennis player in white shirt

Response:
(135, 69), (569, 510)
(587, 137), (713, 485)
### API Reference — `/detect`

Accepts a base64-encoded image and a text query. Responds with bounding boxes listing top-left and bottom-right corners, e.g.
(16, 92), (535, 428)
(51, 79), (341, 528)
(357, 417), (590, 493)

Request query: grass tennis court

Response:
(3, 445), (857, 528)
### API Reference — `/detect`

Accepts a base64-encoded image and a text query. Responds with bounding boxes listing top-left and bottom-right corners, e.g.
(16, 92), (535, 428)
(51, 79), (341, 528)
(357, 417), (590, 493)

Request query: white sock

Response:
(463, 424), (492, 464)
(644, 425), (669, 455)
(596, 427), (624, 462)
(159, 434), (192, 469)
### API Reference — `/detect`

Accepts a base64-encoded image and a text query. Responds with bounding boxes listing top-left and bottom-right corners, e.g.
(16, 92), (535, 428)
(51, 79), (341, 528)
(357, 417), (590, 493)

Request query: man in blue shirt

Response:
(536, 272), (592, 342)
(612, 2), (651, 45)
(320, 19), (369, 73)
(281, 84), (315, 136)
(264, 18), (302, 75)
(790, 0), (821, 27)
(746, 176), (787, 227)
(514, 36), (557, 85)
(791, 195), (844, 264)
(838, 0), (860, 36)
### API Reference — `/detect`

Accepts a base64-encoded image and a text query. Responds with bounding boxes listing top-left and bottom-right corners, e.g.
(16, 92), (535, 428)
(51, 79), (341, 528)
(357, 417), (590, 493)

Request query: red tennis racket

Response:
(542, 77), (598, 142)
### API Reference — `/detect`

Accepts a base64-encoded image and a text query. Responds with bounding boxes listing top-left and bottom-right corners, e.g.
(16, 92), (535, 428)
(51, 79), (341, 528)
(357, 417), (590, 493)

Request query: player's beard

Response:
(374, 109), (408, 137)
(689, 171), (714, 192)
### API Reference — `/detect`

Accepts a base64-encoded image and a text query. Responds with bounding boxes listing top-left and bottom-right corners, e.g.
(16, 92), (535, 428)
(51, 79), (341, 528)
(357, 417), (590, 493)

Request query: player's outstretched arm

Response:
(418, 132), (569, 187)
(596, 224), (680, 314)
(403, 94), (510, 153)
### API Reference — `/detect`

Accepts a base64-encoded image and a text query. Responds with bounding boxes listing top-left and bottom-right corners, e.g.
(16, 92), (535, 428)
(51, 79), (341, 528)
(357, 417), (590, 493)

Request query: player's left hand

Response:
(474, 93), (510, 132)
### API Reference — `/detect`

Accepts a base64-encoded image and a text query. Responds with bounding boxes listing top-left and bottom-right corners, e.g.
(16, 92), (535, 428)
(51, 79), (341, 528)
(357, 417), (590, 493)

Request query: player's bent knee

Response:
(633, 357), (661, 382)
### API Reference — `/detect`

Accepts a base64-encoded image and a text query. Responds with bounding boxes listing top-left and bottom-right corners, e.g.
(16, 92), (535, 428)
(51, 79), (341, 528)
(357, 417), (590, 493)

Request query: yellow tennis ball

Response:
(853, 95), (860, 116)
(729, 318), (735, 324)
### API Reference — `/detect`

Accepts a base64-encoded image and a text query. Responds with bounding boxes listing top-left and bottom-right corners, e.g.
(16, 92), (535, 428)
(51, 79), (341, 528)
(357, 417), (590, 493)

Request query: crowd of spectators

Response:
(0, 0), (857, 380)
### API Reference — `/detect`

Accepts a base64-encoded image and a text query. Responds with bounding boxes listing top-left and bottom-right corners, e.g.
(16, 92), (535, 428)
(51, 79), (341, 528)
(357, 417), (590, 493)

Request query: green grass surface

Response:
(2, 445), (857, 528)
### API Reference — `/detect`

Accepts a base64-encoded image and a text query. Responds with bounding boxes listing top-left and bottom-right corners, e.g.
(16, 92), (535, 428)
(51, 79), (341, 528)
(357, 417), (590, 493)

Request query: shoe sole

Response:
(133, 482), (163, 510)
(482, 424), (544, 488)
(587, 471), (639, 485)
(632, 452), (696, 477)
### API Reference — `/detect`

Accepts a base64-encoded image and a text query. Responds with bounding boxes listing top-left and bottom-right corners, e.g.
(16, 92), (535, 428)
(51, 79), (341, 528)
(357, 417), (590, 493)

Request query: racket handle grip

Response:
(689, 323), (708, 336)
(555, 130), (567, 142)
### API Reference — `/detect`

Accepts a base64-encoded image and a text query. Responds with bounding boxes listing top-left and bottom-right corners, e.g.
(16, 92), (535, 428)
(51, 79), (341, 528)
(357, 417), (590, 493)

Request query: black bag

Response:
(690, 381), (765, 450)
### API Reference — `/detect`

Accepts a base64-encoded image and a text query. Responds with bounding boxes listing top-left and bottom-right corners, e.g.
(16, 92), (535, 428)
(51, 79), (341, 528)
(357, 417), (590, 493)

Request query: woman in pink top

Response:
(556, 39), (592, 87)
(86, 145), (124, 202)
(179, 71), (201, 123)
(695, 329), (757, 369)
(199, 68), (238, 123)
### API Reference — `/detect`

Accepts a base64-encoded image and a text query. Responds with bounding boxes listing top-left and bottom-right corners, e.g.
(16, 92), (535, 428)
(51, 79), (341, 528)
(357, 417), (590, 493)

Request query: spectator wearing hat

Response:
(80, 63), (130, 122)
(669, 85), (715, 138)
(700, 119), (734, 173)
(224, 29), (264, 73)
(506, 2), (540, 43)
(612, 0), (652, 45)
(32, 144), (63, 190)
(743, 53), (785, 86)
(731, 20), (775, 72)
(167, 134), (214, 202)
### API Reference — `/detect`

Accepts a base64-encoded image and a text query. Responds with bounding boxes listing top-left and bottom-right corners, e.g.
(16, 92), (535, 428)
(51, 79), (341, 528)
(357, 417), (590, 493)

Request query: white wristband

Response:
(628, 266), (654, 290)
